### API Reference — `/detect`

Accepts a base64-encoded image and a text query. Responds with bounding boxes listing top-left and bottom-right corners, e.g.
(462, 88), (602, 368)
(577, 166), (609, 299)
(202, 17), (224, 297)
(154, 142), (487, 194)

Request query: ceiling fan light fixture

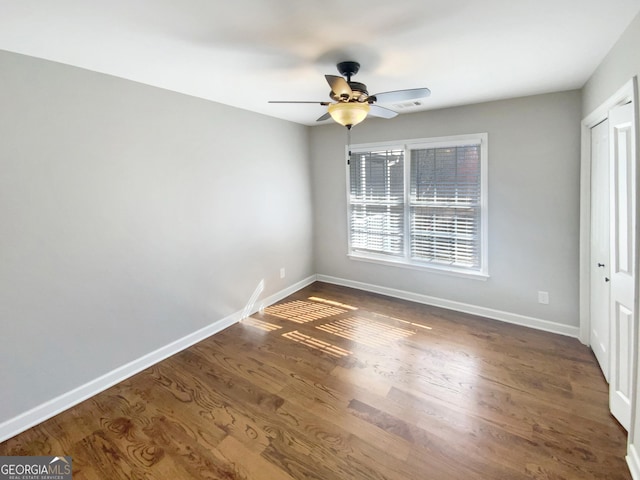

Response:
(328, 102), (370, 129)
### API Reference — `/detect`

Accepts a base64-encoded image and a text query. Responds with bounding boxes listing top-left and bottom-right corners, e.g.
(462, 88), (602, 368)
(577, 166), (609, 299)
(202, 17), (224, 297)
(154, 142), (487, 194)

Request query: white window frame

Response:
(346, 133), (489, 279)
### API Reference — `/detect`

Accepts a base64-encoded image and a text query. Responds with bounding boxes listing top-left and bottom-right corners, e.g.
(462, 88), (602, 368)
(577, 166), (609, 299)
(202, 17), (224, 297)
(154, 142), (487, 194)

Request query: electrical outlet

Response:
(280, 267), (286, 279)
(538, 291), (549, 305)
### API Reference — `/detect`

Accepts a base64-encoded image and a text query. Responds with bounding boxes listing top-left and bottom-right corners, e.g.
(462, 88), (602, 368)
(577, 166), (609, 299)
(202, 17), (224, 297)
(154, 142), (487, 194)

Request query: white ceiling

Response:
(0, 0), (639, 126)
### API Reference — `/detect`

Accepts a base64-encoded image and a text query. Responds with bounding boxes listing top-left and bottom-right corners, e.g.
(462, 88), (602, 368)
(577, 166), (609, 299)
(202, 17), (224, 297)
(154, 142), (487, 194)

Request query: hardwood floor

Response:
(0, 282), (631, 479)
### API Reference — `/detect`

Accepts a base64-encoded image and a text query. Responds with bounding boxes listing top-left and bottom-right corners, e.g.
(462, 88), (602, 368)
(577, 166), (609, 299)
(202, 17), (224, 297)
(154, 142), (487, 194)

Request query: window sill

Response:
(347, 253), (489, 281)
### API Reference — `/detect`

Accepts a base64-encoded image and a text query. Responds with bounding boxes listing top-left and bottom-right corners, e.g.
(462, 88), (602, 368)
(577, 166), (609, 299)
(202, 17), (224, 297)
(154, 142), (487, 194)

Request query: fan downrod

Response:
(337, 61), (360, 81)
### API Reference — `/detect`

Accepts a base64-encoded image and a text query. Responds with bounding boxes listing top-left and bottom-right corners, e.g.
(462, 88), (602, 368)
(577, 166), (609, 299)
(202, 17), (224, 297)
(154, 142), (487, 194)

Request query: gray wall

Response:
(0, 50), (314, 423)
(310, 91), (582, 327)
(582, 11), (640, 116)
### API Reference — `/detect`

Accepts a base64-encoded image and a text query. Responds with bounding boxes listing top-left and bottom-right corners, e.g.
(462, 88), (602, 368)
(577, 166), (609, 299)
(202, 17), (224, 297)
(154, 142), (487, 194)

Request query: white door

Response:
(590, 119), (611, 380)
(609, 101), (636, 431)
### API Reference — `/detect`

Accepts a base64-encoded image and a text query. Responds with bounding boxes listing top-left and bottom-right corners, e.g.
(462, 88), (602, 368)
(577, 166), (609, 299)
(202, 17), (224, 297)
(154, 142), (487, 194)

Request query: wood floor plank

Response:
(175, 345), (415, 480)
(0, 282), (631, 479)
(210, 327), (416, 462)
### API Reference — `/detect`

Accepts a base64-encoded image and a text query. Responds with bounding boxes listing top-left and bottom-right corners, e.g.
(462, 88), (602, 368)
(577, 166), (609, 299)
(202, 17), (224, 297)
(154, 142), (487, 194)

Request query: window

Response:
(347, 134), (488, 277)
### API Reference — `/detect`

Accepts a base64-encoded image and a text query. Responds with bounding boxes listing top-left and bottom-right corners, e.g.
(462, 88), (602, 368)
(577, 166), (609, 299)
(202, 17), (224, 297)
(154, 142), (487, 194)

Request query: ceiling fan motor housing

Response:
(330, 81), (368, 102)
(348, 81), (368, 101)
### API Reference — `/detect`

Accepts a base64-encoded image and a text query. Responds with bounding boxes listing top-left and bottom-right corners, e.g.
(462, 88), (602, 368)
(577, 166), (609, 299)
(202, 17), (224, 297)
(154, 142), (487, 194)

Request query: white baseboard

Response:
(256, 275), (317, 313)
(0, 275), (316, 443)
(316, 274), (580, 338)
(628, 443), (640, 479)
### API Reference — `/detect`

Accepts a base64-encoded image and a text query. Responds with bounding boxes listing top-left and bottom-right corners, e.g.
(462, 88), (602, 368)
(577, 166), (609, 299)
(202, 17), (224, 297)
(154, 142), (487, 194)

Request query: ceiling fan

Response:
(269, 61), (431, 129)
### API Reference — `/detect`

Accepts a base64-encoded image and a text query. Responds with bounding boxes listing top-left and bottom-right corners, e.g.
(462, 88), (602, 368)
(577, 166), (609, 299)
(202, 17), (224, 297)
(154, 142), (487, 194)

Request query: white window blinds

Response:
(410, 145), (481, 269)
(349, 149), (405, 256)
(347, 134), (487, 277)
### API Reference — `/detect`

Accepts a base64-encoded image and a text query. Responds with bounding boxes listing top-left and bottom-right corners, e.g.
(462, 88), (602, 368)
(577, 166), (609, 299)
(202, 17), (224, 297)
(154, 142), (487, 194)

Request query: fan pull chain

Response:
(347, 128), (351, 165)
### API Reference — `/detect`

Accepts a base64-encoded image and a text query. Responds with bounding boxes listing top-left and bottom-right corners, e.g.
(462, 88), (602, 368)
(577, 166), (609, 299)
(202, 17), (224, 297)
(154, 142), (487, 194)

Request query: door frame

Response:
(579, 77), (637, 345)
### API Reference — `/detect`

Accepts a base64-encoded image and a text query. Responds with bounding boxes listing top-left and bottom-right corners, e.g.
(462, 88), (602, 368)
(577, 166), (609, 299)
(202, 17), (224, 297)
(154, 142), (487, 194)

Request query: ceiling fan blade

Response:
(316, 112), (331, 122)
(368, 105), (398, 119)
(325, 75), (352, 99)
(371, 87), (431, 104)
(269, 100), (330, 105)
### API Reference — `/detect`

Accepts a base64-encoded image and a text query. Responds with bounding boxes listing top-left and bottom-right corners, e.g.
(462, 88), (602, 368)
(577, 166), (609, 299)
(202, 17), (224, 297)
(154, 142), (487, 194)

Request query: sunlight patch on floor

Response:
(282, 330), (352, 358)
(242, 317), (283, 332)
(308, 296), (358, 311)
(264, 300), (346, 324)
(316, 316), (416, 348)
